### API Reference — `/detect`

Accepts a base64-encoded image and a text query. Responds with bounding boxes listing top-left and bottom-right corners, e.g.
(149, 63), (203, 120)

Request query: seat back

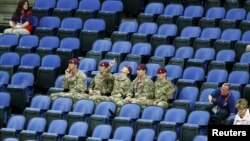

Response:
(92, 124), (112, 139)
(91, 39), (112, 52)
(60, 17), (83, 30)
(18, 35), (39, 48)
(225, 8), (246, 20)
(33, 0), (56, 9)
(56, 0), (78, 9)
(193, 135), (208, 141)
(47, 119), (67, 134)
(41, 55), (61, 68)
(73, 99), (95, 115)
(206, 69), (228, 83)
(198, 88), (216, 102)
(54, 75), (64, 88)
(94, 101), (116, 116)
(163, 4), (184, 16)
(20, 53), (40, 67)
(131, 43), (151, 56)
(111, 41), (132, 53)
(157, 131), (177, 141)
(240, 31), (250, 42)
(183, 6), (204, 18)
(180, 26), (201, 38)
(0, 71), (9, 86)
(78, 0), (100, 11)
(144, 3), (164, 14)
(0, 34), (19, 46)
(182, 67), (204, 81)
(141, 106), (164, 121)
(39, 36), (60, 49)
(165, 65), (183, 80)
(215, 50), (235, 62)
(26, 117), (46, 132)
(137, 23), (158, 34)
(118, 61), (138, 76)
(0, 92), (10, 107)
(154, 45), (175, 58)
(157, 24), (177, 36)
(38, 16), (61, 28)
(29, 95), (51, 110)
(135, 129), (155, 141)
(0, 52), (20, 66)
(239, 52), (250, 63)
(112, 126), (133, 141)
(83, 19), (105, 31)
(68, 122), (88, 136)
(6, 115), (26, 130)
(205, 7), (226, 19)
(194, 48), (215, 60)
(118, 20), (138, 33)
(187, 111), (210, 125)
(164, 108), (187, 123)
(79, 58), (97, 72)
(228, 71), (249, 84)
(101, 1), (123, 12)
(59, 37), (80, 50)
(10, 72), (33, 87)
(146, 63), (161, 78)
(51, 97), (73, 112)
(178, 86), (199, 104)
(174, 47), (194, 59)
(220, 29), (241, 41)
(119, 103), (141, 119)
(199, 28), (221, 39)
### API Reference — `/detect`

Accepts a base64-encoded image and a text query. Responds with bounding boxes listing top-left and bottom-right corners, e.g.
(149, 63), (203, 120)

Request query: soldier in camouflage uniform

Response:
(153, 67), (175, 108)
(50, 58), (88, 101)
(117, 64), (154, 108)
(88, 61), (115, 103)
(90, 64), (133, 106)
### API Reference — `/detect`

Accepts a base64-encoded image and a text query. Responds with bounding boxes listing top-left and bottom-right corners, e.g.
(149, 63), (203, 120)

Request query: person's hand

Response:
(115, 94), (122, 98)
(208, 95), (213, 104)
(89, 89), (93, 95)
(153, 101), (158, 105)
(109, 58), (116, 67)
(125, 96), (132, 102)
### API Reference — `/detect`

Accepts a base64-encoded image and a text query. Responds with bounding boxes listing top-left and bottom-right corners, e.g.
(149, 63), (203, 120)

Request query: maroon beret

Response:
(99, 61), (110, 68)
(137, 64), (147, 71)
(157, 67), (167, 74)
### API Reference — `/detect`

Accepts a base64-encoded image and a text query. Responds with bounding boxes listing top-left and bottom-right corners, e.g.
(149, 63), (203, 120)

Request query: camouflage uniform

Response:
(50, 70), (88, 101)
(154, 79), (175, 108)
(117, 76), (154, 108)
(88, 73), (115, 103)
(89, 75), (132, 105)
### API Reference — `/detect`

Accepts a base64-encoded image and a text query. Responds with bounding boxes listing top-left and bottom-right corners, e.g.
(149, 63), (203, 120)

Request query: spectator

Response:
(234, 98), (250, 125)
(4, 0), (32, 35)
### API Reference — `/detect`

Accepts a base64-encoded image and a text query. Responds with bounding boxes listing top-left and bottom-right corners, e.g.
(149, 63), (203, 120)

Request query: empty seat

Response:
(0, 52), (20, 78)
(35, 36), (60, 58)
(34, 16), (61, 39)
(78, 58), (97, 76)
(79, 19), (106, 53)
(193, 135), (208, 141)
(165, 64), (183, 84)
(227, 70), (249, 91)
(86, 124), (112, 141)
(240, 12), (250, 33)
(17, 53), (40, 76)
(57, 17), (83, 39)
(193, 88), (215, 111)
(111, 20), (138, 42)
(125, 43), (152, 64)
(0, 34), (19, 56)
(108, 126), (133, 141)
(131, 22), (158, 44)
(32, 0), (56, 19)
(63, 122), (88, 141)
(36, 55), (61, 89)
(0, 92), (10, 127)
(7, 72), (34, 108)
(149, 45), (175, 66)
(134, 129), (155, 141)
(0, 71), (9, 92)
(157, 4), (184, 25)
(52, 0), (78, 20)
(19, 117), (46, 141)
(138, 3), (164, 24)
(234, 30), (250, 60)
(233, 52), (250, 72)
(15, 35), (39, 57)
(47, 75), (65, 95)
(199, 7), (226, 29)
(157, 131), (177, 141)
(97, 0), (123, 34)
(75, 0), (101, 22)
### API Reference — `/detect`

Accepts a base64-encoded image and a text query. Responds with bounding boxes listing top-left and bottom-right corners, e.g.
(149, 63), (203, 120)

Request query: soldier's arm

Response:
(164, 81), (175, 101)
(63, 77), (69, 89)
(101, 74), (115, 95)
(142, 79), (155, 99)
(74, 73), (87, 92)
(122, 79), (133, 98)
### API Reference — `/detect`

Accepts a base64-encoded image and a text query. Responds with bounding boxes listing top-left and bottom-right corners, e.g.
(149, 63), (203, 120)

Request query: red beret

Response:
(157, 67), (167, 74)
(68, 58), (79, 65)
(125, 65), (132, 74)
(99, 61), (110, 68)
(137, 64), (147, 71)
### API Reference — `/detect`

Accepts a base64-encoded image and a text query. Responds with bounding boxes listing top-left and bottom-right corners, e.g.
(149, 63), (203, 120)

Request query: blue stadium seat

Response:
(131, 22), (158, 44)
(172, 86), (199, 113)
(138, 2), (164, 24)
(45, 97), (73, 127)
(168, 46), (194, 68)
(67, 99), (95, 127)
(165, 64), (183, 84)
(180, 111), (210, 141)
(17, 53), (41, 76)
(35, 36), (60, 58)
(108, 126), (133, 141)
(125, 43), (152, 64)
(116, 61), (138, 76)
(227, 70), (249, 91)
(97, 0), (123, 34)
(86, 124), (112, 141)
(15, 35), (39, 57)
(112, 103), (141, 131)
(0, 92), (10, 127)
(157, 131), (177, 141)
(135, 106), (164, 134)
(201, 69), (228, 90)
(75, 0), (101, 22)
(56, 37), (80, 71)
(19, 117), (46, 141)
(213, 29), (242, 52)
(219, 8), (246, 31)
(134, 129), (155, 141)
(146, 63), (161, 80)
(52, 0), (78, 20)
(173, 26), (201, 49)
(0, 115), (26, 140)
(79, 58), (97, 76)
(0, 52), (20, 78)
(199, 7), (226, 29)
(193, 27), (221, 50)
(158, 108), (187, 137)
(47, 75), (65, 95)
(150, 24), (177, 51)
(240, 11), (250, 33)
(86, 39), (112, 64)
(63, 122), (88, 141)
(3, 138), (19, 141)
(234, 30), (250, 60)
(149, 45), (175, 66)
(193, 135), (208, 141)
(105, 41), (132, 65)
(57, 17), (83, 39)
(0, 34), (19, 56)
(0, 71), (9, 92)
(23, 95), (51, 122)
(157, 4), (184, 25)
(79, 19), (106, 53)
(32, 0), (56, 19)
(7, 72), (34, 108)
(111, 20), (138, 42)
(193, 88), (215, 111)
(34, 16), (61, 38)
(41, 119), (68, 141)
(233, 52), (250, 72)
(36, 55), (61, 89)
